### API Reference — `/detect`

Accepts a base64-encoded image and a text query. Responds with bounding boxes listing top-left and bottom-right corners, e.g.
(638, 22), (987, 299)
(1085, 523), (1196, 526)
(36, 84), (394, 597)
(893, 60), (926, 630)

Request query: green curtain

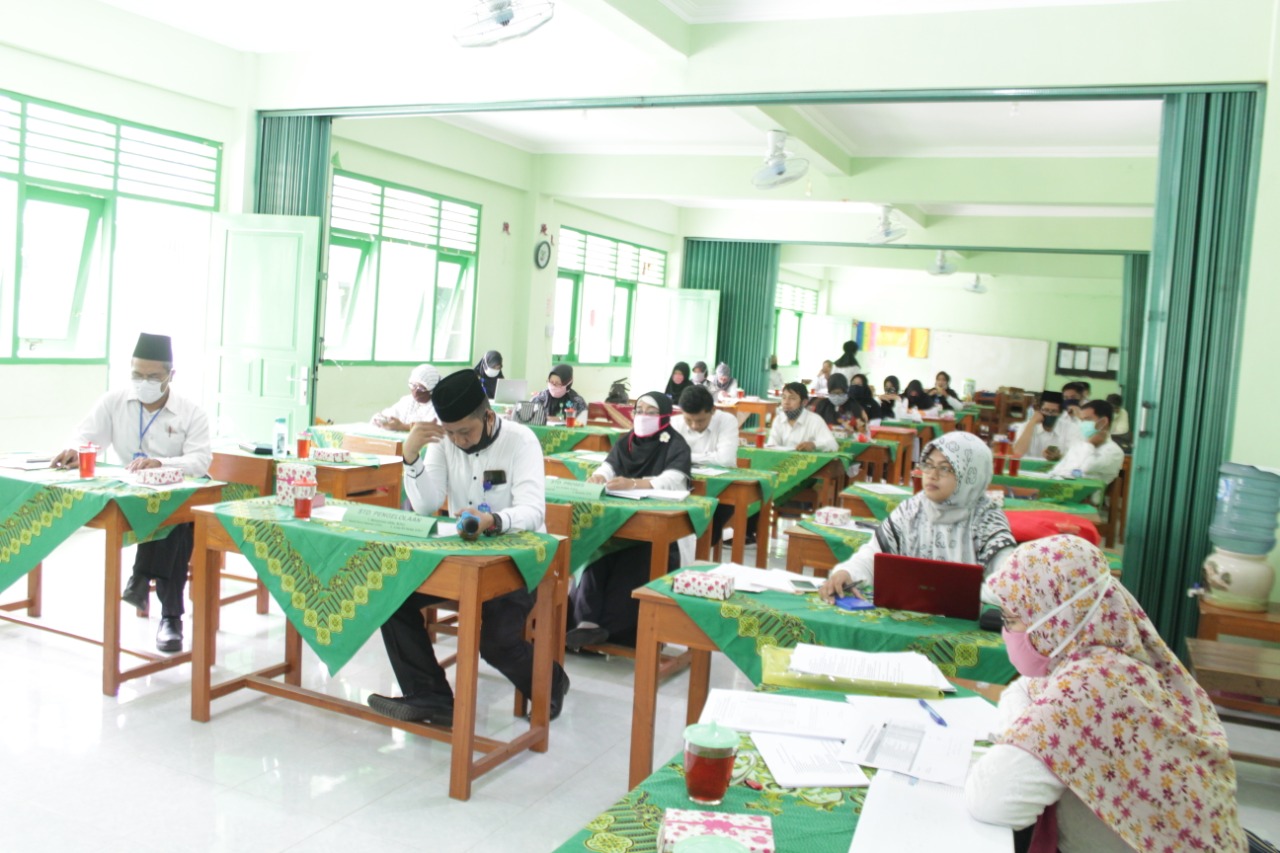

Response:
(1123, 92), (1260, 656)
(256, 115), (332, 217)
(682, 239), (781, 397)
(1119, 253), (1148, 409)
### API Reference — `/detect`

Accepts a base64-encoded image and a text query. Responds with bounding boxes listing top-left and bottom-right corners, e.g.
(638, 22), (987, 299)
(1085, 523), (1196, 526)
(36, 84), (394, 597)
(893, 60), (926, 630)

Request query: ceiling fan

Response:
(927, 250), (958, 276)
(751, 130), (809, 189)
(455, 0), (555, 48)
(867, 205), (908, 244)
(962, 274), (989, 295)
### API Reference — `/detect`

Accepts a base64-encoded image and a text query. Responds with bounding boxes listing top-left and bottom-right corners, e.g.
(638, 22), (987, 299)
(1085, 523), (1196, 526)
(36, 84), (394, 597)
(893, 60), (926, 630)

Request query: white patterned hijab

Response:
(875, 431), (1015, 567)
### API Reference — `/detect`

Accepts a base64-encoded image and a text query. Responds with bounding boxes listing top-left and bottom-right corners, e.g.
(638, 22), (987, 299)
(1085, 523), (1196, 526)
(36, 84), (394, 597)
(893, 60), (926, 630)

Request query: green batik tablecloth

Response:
(0, 466), (216, 594)
(1014, 457), (1054, 473)
(545, 454), (778, 508)
(544, 478), (718, 573)
(212, 496), (560, 674)
(836, 438), (898, 462)
(842, 482), (1099, 522)
(527, 424), (621, 455)
(650, 570), (1016, 686)
(545, 452), (603, 481)
(736, 447), (853, 505)
(841, 482), (915, 521)
(795, 520), (871, 563)
(308, 422), (404, 449)
(991, 473), (1105, 504)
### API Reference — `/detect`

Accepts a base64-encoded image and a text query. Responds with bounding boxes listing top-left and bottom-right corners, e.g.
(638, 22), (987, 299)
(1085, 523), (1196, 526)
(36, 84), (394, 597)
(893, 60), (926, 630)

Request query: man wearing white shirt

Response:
(1012, 391), (1082, 462)
(672, 385), (738, 468)
(52, 333), (211, 653)
(370, 369), (570, 726)
(769, 383), (838, 452)
(1050, 399), (1125, 499)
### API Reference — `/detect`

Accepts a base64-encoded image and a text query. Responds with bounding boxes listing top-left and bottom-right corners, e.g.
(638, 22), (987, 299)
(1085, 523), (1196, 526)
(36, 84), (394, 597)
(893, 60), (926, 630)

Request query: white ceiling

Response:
(657, 0), (1166, 24)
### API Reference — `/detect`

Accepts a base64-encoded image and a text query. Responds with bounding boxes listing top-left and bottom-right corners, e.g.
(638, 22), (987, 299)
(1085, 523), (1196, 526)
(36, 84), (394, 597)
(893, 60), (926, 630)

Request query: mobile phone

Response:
(835, 595), (875, 611)
(789, 577), (822, 593)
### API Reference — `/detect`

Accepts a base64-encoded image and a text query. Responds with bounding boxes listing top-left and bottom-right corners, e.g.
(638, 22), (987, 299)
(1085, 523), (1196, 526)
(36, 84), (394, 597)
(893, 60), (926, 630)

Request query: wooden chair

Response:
(1096, 454), (1132, 547)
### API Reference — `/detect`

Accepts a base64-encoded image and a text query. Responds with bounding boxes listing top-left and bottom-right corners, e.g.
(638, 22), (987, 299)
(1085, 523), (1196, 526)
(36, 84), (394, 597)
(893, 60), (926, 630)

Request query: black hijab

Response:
(903, 379), (932, 411)
(851, 383), (882, 420)
(537, 363), (583, 417)
(879, 374), (901, 417)
(834, 339), (860, 368)
(604, 391), (692, 479)
(815, 374), (863, 425)
(473, 350), (504, 399)
(665, 361), (692, 398)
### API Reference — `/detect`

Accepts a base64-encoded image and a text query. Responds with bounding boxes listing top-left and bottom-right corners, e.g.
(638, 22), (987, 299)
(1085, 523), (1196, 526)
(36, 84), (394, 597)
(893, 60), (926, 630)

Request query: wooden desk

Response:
(851, 444), (893, 484)
(693, 478), (772, 569)
(869, 426), (915, 484)
(310, 422), (406, 457)
(0, 482), (224, 696)
(1197, 600), (1280, 644)
(783, 525), (840, 578)
(839, 492), (876, 518)
(210, 450), (403, 509)
(188, 507), (566, 801)
(716, 398), (780, 429)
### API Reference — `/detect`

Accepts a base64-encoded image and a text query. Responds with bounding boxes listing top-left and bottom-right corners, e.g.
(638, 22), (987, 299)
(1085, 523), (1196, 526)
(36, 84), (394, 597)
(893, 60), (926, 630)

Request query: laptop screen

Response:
(493, 378), (528, 404)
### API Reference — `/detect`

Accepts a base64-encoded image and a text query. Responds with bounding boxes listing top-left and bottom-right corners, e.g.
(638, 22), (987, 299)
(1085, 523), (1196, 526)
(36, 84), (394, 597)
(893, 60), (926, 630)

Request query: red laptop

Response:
(872, 554), (985, 620)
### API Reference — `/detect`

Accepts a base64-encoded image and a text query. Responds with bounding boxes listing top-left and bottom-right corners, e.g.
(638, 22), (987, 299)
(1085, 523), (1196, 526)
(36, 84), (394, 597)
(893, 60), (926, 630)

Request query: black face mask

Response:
(1063, 398), (1080, 409)
(462, 414), (499, 455)
(1042, 414), (1060, 430)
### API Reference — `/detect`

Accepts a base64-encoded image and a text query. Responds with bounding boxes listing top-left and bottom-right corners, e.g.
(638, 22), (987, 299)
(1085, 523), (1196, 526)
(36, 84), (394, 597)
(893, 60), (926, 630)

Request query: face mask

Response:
(1002, 628), (1052, 678)
(462, 414), (498, 455)
(1063, 398), (1080, 409)
(133, 379), (165, 405)
(1004, 575), (1112, 676)
(693, 371), (706, 383)
(1041, 413), (1060, 430)
(547, 383), (568, 399)
(1078, 420), (1098, 440)
(633, 414), (661, 438)
(828, 393), (849, 407)
(484, 365), (501, 379)
(784, 406), (803, 421)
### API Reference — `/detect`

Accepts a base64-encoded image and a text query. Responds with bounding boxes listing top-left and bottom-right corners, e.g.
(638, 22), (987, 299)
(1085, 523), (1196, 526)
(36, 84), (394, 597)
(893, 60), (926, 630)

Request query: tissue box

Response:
(311, 447), (350, 463)
(137, 466), (183, 486)
(673, 571), (735, 600)
(814, 506), (852, 527)
(276, 462), (318, 504)
(658, 809), (774, 853)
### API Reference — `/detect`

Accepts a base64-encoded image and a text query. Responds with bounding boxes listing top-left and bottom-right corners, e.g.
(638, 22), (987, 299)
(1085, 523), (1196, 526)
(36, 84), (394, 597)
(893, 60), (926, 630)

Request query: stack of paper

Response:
(706, 564), (803, 594)
(789, 644), (954, 693)
(843, 695), (1000, 743)
(848, 771), (1012, 852)
(691, 465), (729, 476)
(575, 451), (609, 462)
(836, 719), (974, 787)
(605, 488), (691, 501)
(751, 733), (869, 788)
(0, 453), (55, 471)
(698, 689), (859, 740)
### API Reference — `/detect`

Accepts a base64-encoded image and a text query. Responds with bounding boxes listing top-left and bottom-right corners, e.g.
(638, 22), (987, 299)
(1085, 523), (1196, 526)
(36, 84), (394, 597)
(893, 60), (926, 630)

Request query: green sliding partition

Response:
(1119, 253), (1149, 406)
(682, 239), (780, 398)
(1123, 91), (1260, 656)
(256, 115), (332, 217)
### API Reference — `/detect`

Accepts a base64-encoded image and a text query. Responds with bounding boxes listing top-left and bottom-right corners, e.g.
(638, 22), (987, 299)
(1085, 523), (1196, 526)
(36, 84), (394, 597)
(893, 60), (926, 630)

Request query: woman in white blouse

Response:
(768, 382), (837, 452)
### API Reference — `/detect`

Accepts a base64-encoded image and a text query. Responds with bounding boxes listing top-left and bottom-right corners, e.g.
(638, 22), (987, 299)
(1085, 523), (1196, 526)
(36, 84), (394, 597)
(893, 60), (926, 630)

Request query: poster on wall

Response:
(1054, 342), (1119, 380)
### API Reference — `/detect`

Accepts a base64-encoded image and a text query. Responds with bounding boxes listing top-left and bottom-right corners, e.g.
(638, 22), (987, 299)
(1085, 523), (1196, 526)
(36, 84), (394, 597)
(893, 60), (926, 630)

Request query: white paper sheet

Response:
(0, 453), (56, 470)
(698, 688), (859, 740)
(837, 720), (975, 787)
(575, 451), (609, 462)
(1057, 348), (1075, 370)
(847, 770), (1012, 852)
(789, 644), (953, 692)
(1108, 351), (1121, 371)
(604, 488), (691, 501)
(1088, 346), (1110, 373)
(1014, 470), (1053, 480)
(309, 506), (347, 523)
(433, 521), (458, 538)
(752, 732), (869, 788)
(843, 695), (1001, 743)
(692, 465), (730, 476)
(707, 564), (802, 594)
(1073, 349), (1089, 371)
(854, 482), (913, 496)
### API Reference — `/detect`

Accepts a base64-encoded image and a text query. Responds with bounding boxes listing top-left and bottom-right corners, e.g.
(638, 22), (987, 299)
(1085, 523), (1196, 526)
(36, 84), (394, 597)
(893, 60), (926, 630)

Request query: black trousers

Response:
(379, 588), (565, 700)
(571, 541), (681, 647)
(132, 522), (193, 619)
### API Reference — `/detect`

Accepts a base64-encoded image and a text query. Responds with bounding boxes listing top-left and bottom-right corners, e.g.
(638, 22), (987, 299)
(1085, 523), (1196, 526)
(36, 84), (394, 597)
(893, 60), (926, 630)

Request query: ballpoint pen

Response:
(918, 698), (948, 727)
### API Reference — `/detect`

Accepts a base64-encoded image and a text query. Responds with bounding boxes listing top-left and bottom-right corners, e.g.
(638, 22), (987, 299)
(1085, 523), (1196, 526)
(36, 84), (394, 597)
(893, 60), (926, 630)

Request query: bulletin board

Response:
(1054, 342), (1119, 380)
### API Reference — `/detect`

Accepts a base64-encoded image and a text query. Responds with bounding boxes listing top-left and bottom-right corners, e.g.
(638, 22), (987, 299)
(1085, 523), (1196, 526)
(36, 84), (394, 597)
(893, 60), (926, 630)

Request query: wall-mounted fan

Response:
(962, 275), (988, 294)
(752, 130), (809, 189)
(456, 0), (555, 47)
(867, 205), (907, 243)
(927, 250), (958, 276)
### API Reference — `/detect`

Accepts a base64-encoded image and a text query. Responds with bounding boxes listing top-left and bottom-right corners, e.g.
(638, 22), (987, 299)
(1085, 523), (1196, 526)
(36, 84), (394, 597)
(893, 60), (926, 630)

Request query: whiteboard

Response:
(864, 330), (1050, 393)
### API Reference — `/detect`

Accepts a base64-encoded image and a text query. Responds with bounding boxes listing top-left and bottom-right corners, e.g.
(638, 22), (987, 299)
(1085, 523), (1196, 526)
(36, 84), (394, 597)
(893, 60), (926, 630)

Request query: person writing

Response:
(372, 363), (440, 431)
(811, 373), (866, 433)
(52, 333), (211, 653)
(1049, 399), (1125, 492)
(710, 362), (738, 402)
(1012, 390), (1082, 461)
(690, 361), (710, 386)
(769, 382), (838, 452)
(369, 369), (571, 726)
(967, 535), (1246, 853)
(665, 361), (692, 399)
(671, 385), (738, 469)
(473, 350), (504, 399)
(819, 432), (1015, 600)
(927, 370), (965, 411)
(567, 393), (692, 648)
(529, 364), (587, 420)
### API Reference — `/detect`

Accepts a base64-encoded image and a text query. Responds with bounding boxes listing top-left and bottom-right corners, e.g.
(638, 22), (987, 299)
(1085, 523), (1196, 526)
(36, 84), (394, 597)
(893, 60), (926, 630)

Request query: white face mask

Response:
(133, 379), (166, 405)
(633, 414), (661, 438)
(484, 365), (500, 378)
(1027, 575), (1112, 660)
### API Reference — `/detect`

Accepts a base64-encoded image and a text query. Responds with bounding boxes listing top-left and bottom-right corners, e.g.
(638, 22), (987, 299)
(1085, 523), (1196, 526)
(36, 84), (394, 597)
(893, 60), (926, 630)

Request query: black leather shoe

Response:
(156, 617), (182, 653)
(526, 669), (570, 722)
(122, 574), (149, 609)
(368, 692), (454, 727)
(565, 625), (609, 651)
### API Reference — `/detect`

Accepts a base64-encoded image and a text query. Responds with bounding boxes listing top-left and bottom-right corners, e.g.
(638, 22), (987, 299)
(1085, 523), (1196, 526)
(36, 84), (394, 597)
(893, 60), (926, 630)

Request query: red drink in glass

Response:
(755, 430), (766, 448)
(737, 389), (745, 399)
(993, 455), (1006, 475)
(294, 496), (312, 520)
(684, 749), (736, 805)
(297, 436), (310, 458)
(1008, 456), (1022, 477)
(78, 444), (97, 478)
(911, 470), (923, 493)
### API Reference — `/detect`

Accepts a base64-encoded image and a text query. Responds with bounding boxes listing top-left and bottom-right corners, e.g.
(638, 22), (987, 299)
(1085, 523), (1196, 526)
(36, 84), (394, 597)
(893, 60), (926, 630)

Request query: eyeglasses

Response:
(919, 462), (956, 477)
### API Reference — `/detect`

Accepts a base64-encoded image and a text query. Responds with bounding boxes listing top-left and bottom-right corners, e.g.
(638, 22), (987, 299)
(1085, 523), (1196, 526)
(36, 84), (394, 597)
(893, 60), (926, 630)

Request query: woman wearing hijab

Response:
(812, 360), (834, 395)
(711, 362), (738, 402)
(530, 364), (587, 419)
(770, 382), (838, 452)
(812, 373), (867, 431)
(473, 350), (504, 399)
(928, 370), (965, 411)
(833, 339), (860, 381)
(850, 382), (883, 422)
(665, 361), (692, 399)
(819, 432), (1016, 598)
(372, 363), (440, 430)
(567, 392), (692, 648)
(968, 535), (1246, 853)
(902, 379), (933, 412)
(690, 361), (710, 386)
(878, 374), (903, 418)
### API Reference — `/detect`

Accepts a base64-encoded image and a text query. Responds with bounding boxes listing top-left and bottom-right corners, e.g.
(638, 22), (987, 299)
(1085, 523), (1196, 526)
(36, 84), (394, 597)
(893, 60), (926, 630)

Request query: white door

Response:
(206, 214), (320, 443)
(631, 287), (720, 397)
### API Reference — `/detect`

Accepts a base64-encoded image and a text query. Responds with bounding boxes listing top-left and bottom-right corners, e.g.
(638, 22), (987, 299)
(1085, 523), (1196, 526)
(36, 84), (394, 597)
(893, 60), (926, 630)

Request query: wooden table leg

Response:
(786, 535), (804, 574)
(729, 499), (746, 566)
(754, 497), (772, 569)
(256, 579), (270, 614)
(629, 599), (661, 788)
(528, 552), (557, 752)
(651, 536), (672, 580)
(191, 518), (217, 722)
(687, 649), (712, 725)
(284, 621), (303, 686)
(26, 563), (42, 617)
(102, 522), (124, 697)
(449, 575), (482, 801)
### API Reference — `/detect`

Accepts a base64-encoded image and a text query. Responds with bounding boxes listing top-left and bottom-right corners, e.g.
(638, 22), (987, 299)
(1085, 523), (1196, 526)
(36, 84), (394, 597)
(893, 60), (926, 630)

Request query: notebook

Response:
(493, 378), (528, 404)
(872, 554), (984, 621)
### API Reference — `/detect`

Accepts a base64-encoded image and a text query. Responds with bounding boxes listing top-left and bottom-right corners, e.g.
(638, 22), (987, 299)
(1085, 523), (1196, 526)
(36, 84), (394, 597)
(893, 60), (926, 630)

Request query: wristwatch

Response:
(485, 511), (504, 537)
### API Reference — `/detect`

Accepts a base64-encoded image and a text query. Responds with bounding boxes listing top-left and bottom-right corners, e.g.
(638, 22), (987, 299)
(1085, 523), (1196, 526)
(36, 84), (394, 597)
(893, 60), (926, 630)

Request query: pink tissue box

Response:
(814, 506), (852, 527)
(137, 466), (183, 486)
(658, 809), (775, 853)
(673, 571), (735, 600)
(311, 447), (350, 463)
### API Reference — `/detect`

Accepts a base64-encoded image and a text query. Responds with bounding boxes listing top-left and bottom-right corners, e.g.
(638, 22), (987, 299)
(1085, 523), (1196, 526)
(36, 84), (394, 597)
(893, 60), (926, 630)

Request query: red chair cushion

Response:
(1004, 510), (1100, 546)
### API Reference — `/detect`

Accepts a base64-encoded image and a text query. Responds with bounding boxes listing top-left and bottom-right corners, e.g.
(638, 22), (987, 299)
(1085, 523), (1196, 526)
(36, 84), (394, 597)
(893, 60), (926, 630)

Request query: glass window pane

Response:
(373, 241), (436, 361)
(323, 242), (374, 360)
(610, 286), (630, 358)
(17, 199), (91, 342)
(552, 276), (575, 356)
(0, 178), (15, 352)
(432, 259), (474, 362)
(776, 311), (800, 367)
(577, 274), (615, 363)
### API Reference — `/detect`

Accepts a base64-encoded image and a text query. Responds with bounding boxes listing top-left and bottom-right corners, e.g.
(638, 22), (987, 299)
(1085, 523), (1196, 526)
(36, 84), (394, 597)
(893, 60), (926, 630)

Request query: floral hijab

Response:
(988, 536), (1246, 852)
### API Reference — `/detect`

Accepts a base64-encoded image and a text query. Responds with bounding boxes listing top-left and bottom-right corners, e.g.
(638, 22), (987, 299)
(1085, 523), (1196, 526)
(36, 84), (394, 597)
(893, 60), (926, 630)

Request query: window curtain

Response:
(1123, 91), (1260, 656)
(256, 116), (332, 217)
(681, 239), (780, 398)
(1119, 253), (1148, 409)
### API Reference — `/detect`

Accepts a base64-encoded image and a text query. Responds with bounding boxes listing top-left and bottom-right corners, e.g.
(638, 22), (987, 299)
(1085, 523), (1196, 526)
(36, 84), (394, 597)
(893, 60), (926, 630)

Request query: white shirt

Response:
(671, 410), (739, 469)
(812, 374), (830, 395)
(594, 453), (689, 492)
(374, 394), (437, 426)
(768, 369), (784, 391)
(1050, 436), (1125, 488)
(403, 417), (545, 533)
(72, 387), (212, 477)
(712, 380), (739, 403)
(965, 679), (1130, 853)
(1016, 417), (1082, 459)
(768, 408), (838, 452)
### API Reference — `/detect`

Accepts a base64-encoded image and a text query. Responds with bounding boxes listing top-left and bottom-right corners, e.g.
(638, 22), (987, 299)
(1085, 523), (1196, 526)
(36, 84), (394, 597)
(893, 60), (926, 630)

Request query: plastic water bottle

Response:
(273, 418), (289, 456)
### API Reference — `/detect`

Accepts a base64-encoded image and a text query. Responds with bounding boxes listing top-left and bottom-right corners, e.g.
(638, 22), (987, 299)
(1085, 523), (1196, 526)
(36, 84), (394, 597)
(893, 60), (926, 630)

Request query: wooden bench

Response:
(1185, 637), (1280, 768)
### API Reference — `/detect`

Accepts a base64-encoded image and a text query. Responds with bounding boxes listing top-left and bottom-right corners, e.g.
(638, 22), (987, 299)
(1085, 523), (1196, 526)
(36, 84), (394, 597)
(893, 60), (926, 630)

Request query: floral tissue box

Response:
(136, 466), (184, 486)
(276, 462), (318, 504)
(311, 447), (350, 463)
(658, 808), (775, 853)
(672, 571), (735, 600)
(814, 506), (852, 527)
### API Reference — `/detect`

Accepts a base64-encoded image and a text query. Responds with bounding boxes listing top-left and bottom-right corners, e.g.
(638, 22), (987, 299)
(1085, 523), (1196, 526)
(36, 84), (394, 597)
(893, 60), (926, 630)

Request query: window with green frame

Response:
(323, 171), (480, 364)
(552, 228), (665, 364)
(773, 282), (819, 367)
(0, 90), (221, 361)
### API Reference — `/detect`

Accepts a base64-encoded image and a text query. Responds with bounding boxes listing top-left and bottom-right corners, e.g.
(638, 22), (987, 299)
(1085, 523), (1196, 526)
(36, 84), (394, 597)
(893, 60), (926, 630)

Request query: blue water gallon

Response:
(1208, 463), (1280, 556)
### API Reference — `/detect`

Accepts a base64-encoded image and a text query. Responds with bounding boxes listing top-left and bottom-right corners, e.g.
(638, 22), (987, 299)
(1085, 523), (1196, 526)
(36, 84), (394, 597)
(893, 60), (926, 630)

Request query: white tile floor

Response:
(1, 523), (1277, 852)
